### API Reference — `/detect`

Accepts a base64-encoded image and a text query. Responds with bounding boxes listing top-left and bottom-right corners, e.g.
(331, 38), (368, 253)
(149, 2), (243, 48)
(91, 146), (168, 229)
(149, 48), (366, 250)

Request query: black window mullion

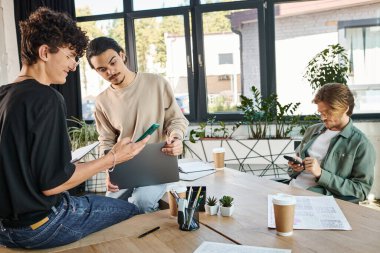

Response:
(184, 12), (196, 122)
(264, 0), (276, 97)
(76, 12), (123, 22)
(192, 4), (208, 122)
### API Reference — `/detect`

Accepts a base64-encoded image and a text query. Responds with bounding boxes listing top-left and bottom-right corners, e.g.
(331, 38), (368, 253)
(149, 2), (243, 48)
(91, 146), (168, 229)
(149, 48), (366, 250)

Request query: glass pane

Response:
(133, 0), (190, 11)
(134, 16), (190, 114)
(340, 26), (380, 113)
(201, 0), (246, 4)
(275, 0), (380, 115)
(203, 9), (257, 113)
(77, 19), (125, 120)
(75, 0), (123, 17)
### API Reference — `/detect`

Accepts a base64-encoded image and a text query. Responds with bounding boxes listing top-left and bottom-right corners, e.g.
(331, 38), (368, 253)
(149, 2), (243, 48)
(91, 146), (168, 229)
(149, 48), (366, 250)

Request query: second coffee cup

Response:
(213, 147), (225, 169)
(272, 194), (296, 236)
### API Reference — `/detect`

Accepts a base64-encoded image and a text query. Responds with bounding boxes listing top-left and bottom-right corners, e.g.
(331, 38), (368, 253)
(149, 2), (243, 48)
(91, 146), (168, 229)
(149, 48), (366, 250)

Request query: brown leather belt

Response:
(2, 197), (62, 230)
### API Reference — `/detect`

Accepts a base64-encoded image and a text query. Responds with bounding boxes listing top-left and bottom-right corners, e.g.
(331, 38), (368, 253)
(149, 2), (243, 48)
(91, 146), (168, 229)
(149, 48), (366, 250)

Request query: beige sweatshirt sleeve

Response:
(162, 78), (189, 139)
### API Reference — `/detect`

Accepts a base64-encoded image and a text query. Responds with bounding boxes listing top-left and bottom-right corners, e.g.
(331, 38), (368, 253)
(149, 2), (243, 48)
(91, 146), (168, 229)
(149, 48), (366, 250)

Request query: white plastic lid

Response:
(167, 184), (187, 193)
(272, 194), (296, 206)
(213, 147), (225, 153)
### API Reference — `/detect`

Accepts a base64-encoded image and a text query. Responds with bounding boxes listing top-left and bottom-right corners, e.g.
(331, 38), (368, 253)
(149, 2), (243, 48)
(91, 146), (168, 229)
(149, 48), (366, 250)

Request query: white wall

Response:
(0, 0), (19, 85)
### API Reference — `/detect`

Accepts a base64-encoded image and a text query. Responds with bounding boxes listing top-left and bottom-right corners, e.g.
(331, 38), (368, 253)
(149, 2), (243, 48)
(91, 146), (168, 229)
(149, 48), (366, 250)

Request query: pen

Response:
(137, 226), (160, 238)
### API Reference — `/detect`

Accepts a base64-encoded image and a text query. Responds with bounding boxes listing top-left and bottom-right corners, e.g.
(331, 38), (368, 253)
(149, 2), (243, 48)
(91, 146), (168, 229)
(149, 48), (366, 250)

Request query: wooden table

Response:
(3, 168), (380, 253)
(186, 168), (380, 253)
(1, 211), (233, 253)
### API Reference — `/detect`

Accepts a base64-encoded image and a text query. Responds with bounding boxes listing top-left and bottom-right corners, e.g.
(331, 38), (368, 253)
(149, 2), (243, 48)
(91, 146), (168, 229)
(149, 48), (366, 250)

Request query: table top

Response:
(187, 168), (380, 253)
(3, 168), (379, 253)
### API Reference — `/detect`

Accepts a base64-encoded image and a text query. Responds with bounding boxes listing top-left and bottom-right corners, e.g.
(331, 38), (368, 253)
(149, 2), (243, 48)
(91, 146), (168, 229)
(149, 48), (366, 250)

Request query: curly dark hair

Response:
(19, 7), (89, 65)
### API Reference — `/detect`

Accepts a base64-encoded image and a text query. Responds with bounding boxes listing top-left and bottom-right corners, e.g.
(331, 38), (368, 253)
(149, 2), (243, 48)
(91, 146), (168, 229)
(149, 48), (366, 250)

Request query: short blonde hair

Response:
(313, 83), (354, 116)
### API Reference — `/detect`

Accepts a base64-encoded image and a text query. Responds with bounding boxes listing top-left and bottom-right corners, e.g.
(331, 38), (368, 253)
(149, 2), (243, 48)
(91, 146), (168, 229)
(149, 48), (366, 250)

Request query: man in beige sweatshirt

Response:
(86, 37), (189, 213)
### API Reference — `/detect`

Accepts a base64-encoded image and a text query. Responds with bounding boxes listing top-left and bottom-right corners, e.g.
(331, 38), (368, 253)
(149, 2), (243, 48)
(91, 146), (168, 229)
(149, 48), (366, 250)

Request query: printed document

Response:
(194, 242), (291, 253)
(268, 195), (352, 230)
(71, 141), (99, 163)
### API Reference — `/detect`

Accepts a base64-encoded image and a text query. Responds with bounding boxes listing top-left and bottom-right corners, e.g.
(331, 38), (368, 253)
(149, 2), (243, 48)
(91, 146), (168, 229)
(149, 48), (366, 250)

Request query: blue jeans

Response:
(106, 184), (167, 213)
(0, 192), (139, 249)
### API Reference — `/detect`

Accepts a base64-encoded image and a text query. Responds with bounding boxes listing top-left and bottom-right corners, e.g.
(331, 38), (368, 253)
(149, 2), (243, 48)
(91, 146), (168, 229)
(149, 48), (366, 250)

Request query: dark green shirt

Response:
(296, 119), (375, 201)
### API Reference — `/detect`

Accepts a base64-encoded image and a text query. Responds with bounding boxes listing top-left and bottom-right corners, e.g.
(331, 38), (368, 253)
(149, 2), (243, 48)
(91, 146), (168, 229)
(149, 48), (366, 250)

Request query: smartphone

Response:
(135, 123), (160, 142)
(283, 155), (303, 165)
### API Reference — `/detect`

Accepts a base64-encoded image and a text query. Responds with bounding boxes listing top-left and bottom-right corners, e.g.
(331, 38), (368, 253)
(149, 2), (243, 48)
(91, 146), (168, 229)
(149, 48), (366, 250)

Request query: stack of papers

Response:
(268, 195), (352, 230)
(194, 242), (291, 253)
(178, 159), (216, 181)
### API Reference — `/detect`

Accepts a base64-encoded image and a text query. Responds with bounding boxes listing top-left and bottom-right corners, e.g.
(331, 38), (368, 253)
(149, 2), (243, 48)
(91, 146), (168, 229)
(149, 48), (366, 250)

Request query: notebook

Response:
(107, 142), (179, 189)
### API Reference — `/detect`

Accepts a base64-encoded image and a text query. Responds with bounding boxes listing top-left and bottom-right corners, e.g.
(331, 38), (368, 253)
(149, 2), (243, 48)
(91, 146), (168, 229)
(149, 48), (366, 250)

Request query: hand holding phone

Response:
(283, 155), (303, 165)
(135, 123), (160, 142)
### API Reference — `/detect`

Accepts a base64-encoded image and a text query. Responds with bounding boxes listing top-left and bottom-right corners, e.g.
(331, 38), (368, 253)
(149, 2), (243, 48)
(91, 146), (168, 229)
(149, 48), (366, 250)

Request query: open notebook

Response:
(178, 159), (216, 181)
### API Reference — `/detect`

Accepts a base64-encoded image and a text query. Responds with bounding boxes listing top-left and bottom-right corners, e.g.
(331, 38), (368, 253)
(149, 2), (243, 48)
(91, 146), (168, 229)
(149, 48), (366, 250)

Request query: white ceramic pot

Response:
(220, 205), (234, 216)
(205, 204), (219, 215)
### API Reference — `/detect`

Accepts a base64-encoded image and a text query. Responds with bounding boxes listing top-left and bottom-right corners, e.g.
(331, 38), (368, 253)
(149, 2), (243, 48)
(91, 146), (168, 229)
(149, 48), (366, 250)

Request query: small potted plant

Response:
(205, 196), (219, 215)
(219, 195), (234, 217)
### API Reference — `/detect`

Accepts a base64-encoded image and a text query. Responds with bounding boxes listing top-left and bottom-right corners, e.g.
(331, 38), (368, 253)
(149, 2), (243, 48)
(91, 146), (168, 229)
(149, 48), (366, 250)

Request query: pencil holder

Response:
(179, 207), (199, 231)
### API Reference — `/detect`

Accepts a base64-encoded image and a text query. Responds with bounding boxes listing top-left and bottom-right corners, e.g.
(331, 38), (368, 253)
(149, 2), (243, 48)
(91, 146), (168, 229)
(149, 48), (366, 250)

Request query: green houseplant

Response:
(304, 43), (349, 91)
(205, 196), (219, 215)
(219, 195), (234, 216)
(237, 86), (300, 139)
(67, 117), (99, 150)
(189, 116), (235, 143)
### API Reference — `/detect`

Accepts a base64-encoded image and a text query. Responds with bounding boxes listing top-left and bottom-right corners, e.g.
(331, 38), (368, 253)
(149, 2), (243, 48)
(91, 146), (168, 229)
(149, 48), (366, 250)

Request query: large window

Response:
(274, 0), (380, 115)
(75, 0), (380, 121)
(339, 22), (380, 113)
(134, 15), (190, 114)
(201, 9), (259, 114)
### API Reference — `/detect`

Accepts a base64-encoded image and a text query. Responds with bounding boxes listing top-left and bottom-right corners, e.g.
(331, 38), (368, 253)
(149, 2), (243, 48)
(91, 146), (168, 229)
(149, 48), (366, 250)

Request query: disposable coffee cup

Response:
(272, 194), (296, 236)
(213, 147), (225, 169)
(167, 184), (187, 217)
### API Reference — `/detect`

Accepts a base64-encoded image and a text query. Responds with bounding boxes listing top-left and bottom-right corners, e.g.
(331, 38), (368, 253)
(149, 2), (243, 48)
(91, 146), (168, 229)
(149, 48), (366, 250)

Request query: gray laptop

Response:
(108, 142), (179, 189)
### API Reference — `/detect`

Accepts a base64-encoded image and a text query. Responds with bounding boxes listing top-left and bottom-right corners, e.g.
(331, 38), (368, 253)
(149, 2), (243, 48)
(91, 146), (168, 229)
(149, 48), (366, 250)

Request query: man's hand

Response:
(303, 157), (322, 178)
(162, 135), (183, 156)
(106, 173), (119, 192)
(105, 135), (150, 192)
(287, 156), (304, 172)
(111, 136), (150, 163)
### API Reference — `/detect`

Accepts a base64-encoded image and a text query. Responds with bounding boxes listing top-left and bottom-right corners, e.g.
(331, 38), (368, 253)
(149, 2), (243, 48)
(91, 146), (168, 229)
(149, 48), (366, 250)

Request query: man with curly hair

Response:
(0, 7), (149, 249)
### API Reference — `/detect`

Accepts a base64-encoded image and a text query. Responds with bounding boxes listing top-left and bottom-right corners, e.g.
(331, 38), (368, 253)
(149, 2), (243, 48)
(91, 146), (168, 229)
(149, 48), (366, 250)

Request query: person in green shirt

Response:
(288, 83), (375, 202)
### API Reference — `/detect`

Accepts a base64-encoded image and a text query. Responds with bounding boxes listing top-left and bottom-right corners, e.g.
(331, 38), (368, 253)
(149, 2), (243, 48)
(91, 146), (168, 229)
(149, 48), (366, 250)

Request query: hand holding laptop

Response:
(162, 134), (183, 156)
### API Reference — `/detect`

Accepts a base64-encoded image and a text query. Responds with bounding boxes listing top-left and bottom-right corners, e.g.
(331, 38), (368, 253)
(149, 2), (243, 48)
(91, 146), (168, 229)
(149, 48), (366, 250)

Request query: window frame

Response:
(75, 0), (380, 122)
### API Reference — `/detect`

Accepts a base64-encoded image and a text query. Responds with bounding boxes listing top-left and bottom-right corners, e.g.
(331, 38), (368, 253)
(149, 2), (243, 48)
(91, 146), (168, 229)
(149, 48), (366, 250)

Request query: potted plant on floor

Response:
(67, 117), (105, 193)
(219, 195), (234, 217)
(205, 196), (219, 215)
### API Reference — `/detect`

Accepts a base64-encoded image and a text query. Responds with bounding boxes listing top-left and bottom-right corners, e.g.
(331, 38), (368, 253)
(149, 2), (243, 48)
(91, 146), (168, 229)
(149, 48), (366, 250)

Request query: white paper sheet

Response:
(178, 159), (215, 173)
(267, 195), (352, 230)
(194, 242), (291, 253)
(71, 141), (99, 163)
